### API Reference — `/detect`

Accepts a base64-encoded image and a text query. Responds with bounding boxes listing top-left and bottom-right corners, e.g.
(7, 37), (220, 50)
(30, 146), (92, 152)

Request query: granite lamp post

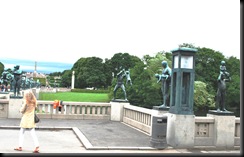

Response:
(167, 47), (197, 148)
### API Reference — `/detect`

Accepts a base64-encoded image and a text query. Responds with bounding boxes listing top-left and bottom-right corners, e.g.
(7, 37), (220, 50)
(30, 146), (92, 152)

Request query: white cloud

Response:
(0, 0), (240, 64)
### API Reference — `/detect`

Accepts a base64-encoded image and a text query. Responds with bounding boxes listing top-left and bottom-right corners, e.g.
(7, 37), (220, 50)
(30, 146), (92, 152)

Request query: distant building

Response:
(25, 72), (47, 78)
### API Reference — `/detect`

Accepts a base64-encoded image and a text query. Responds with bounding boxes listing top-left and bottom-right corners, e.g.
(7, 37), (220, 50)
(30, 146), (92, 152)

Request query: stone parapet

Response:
(110, 100), (129, 121)
(207, 112), (235, 149)
(167, 114), (195, 148)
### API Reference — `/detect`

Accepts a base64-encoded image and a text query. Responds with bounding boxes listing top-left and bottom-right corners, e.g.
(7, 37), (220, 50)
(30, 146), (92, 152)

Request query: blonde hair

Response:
(24, 90), (37, 106)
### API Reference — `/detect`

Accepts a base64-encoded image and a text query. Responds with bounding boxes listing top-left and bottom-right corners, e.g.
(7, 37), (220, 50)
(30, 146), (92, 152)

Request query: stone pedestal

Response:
(152, 106), (170, 115)
(207, 110), (235, 149)
(32, 88), (40, 99)
(8, 97), (23, 118)
(0, 92), (9, 118)
(110, 99), (129, 121)
(166, 113), (195, 148)
(0, 92), (10, 99)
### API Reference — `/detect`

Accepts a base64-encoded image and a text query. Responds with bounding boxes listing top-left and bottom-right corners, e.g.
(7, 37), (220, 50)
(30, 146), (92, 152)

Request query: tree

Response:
(108, 53), (145, 101)
(194, 81), (215, 111)
(103, 59), (113, 89)
(109, 52), (141, 77)
(49, 72), (62, 77)
(0, 62), (4, 75)
(146, 51), (171, 74)
(72, 57), (86, 88)
(143, 52), (172, 106)
(179, 43), (196, 48)
(72, 57), (106, 89)
(195, 47), (225, 95)
(112, 51), (173, 108)
(223, 56), (240, 110)
(127, 62), (162, 107)
(61, 70), (72, 88)
(194, 48), (240, 112)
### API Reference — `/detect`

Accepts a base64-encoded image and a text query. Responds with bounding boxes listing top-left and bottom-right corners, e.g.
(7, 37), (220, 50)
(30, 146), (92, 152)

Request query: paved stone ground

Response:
(0, 118), (241, 155)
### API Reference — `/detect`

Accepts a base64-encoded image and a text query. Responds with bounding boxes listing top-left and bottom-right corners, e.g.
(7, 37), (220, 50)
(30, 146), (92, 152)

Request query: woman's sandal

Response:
(33, 147), (39, 153)
(14, 147), (22, 151)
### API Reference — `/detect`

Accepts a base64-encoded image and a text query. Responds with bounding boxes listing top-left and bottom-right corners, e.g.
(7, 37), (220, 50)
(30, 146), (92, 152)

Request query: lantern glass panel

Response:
(181, 56), (193, 69)
(174, 55), (179, 68)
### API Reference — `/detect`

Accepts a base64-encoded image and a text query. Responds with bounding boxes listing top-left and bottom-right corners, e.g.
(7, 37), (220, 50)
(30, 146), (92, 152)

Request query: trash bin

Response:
(150, 115), (167, 149)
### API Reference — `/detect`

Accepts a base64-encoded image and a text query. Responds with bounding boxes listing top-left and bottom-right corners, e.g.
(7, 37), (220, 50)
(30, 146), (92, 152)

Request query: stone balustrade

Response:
(0, 95), (240, 148)
(36, 100), (111, 120)
(123, 103), (152, 134)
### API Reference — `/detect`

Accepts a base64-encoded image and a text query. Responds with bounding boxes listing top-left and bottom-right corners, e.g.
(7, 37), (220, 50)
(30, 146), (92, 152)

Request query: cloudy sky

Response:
(0, 0), (240, 64)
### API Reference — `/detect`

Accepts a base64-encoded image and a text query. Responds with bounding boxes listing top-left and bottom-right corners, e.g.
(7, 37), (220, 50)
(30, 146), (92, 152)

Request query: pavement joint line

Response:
(72, 127), (93, 149)
(0, 126), (73, 130)
(86, 147), (160, 150)
(107, 147), (153, 150)
(0, 126), (20, 129)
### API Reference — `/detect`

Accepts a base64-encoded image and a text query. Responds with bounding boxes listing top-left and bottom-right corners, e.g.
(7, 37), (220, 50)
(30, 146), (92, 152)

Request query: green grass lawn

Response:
(39, 92), (110, 102)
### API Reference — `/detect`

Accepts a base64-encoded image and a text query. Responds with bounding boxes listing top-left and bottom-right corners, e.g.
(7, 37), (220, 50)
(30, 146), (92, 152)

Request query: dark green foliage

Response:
(0, 62), (4, 75)
(61, 70), (72, 87)
(109, 53), (142, 77)
(195, 48), (240, 111)
(193, 81), (215, 111)
(108, 53), (145, 101)
(72, 57), (106, 89)
(224, 56), (240, 109)
(103, 59), (113, 89)
(49, 72), (62, 76)
(195, 47), (225, 94)
(225, 74), (240, 109)
(127, 63), (162, 107)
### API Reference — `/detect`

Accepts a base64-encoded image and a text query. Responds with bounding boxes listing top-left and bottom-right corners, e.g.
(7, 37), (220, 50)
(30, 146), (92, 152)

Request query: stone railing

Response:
(194, 116), (215, 146)
(0, 93), (9, 118)
(0, 99), (8, 118)
(122, 106), (240, 148)
(123, 103), (152, 134)
(194, 116), (240, 146)
(0, 96), (240, 148)
(36, 100), (111, 120)
(234, 117), (240, 146)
